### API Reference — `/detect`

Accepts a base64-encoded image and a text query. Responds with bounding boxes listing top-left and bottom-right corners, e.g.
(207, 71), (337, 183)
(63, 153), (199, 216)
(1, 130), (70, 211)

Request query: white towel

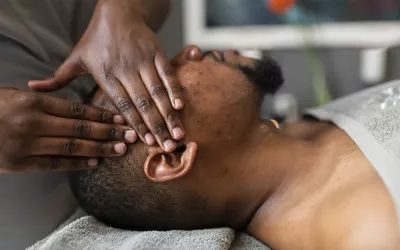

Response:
(28, 209), (269, 250)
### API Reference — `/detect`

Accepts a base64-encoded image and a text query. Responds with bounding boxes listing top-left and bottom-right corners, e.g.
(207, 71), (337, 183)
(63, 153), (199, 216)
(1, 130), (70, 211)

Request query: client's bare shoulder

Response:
(314, 130), (400, 249)
(317, 180), (399, 249)
(256, 122), (399, 249)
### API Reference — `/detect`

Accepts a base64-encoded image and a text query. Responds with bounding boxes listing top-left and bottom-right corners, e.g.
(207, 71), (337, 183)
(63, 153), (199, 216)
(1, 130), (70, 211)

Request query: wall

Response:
(157, 0), (184, 58)
(158, 0), (400, 112)
(269, 48), (366, 108)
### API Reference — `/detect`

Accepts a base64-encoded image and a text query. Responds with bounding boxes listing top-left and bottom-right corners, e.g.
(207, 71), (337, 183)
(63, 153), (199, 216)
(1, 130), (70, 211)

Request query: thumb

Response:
(29, 54), (87, 92)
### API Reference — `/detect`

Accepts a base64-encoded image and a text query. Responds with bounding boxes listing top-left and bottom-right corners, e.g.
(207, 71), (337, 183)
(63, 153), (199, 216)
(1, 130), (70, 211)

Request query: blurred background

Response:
(158, 0), (400, 122)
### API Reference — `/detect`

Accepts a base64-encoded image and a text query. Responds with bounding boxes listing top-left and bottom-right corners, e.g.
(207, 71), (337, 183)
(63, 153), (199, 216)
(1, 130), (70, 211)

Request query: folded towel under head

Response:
(28, 209), (269, 250)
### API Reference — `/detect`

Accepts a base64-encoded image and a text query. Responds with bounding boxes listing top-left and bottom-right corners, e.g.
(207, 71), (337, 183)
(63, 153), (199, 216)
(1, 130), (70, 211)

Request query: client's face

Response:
(171, 46), (273, 154)
(74, 45), (283, 230)
(94, 45), (282, 161)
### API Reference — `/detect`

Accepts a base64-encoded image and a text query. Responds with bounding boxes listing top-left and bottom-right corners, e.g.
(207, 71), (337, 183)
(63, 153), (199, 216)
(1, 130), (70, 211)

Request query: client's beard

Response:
(239, 57), (284, 95)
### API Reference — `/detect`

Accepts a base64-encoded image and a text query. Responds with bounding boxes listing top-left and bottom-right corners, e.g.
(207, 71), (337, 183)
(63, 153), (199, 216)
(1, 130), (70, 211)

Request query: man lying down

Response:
(69, 45), (400, 250)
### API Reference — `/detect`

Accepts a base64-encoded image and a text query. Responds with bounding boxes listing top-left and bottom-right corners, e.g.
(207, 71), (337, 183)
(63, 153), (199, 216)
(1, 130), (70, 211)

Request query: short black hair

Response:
(69, 151), (213, 230)
(68, 56), (282, 231)
(69, 99), (220, 231)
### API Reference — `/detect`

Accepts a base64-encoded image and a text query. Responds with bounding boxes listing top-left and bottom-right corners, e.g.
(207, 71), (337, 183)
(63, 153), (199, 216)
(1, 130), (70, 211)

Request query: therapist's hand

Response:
(0, 88), (137, 173)
(28, 0), (185, 152)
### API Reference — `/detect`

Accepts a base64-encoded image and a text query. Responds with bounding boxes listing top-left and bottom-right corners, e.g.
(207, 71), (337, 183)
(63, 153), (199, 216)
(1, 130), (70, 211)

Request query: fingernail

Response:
(145, 133), (155, 145)
(113, 115), (125, 124)
(87, 158), (98, 168)
(172, 127), (184, 139)
(114, 142), (126, 154)
(124, 130), (137, 143)
(174, 98), (183, 109)
(163, 139), (176, 152)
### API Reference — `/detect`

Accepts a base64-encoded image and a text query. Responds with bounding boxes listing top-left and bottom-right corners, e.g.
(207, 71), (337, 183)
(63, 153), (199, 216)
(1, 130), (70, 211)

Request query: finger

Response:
(29, 53), (87, 92)
(120, 73), (176, 152)
(140, 64), (185, 140)
(155, 52), (184, 110)
(41, 115), (137, 143)
(29, 138), (127, 157)
(40, 95), (122, 124)
(99, 76), (155, 145)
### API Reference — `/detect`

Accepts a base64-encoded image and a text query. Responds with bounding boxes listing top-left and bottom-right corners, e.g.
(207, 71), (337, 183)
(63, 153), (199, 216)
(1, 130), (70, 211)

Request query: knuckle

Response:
(150, 84), (167, 98)
(152, 124), (167, 136)
(10, 113), (29, 126)
(16, 93), (40, 107)
(167, 111), (179, 122)
(101, 63), (114, 81)
(70, 102), (87, 119)
(120, 55), (133, 72)
(132, 120), (146, 132)
(96, 142), (109, 155)
(132, 48), (146, 64)
(115, 97), (133, 113)
(11, 113), (36, 133)
(73, 120), (92, 138)
(168, 85), (182, 96)
(102, 111), (113, 123)
(61, 138), (80, 155)
(136, 96), (153, 113)
(162, 67), (175, 77)
(106, 126), (119, 140)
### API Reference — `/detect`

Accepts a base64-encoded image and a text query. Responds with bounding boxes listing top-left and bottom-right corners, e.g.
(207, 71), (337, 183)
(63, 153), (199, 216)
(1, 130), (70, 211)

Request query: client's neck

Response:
(224, 120), (338, 231)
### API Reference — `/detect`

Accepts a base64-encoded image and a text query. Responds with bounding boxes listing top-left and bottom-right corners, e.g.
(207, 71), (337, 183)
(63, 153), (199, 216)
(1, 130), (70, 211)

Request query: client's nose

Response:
(171, 45), (203, 66)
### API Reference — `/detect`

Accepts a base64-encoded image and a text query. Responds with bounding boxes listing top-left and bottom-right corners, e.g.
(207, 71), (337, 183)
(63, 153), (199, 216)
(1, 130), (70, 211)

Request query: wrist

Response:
(96, 0), (169, 32)
(97, 0), (147, 24)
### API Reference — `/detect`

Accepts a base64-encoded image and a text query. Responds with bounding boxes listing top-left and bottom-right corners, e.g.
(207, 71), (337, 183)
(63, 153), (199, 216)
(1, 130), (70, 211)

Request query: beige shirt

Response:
(0, 1), (97, 249)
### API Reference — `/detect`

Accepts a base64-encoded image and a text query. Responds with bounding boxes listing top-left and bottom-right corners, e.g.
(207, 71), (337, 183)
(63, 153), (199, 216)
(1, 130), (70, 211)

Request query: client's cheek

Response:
(177, 69), (210, 100)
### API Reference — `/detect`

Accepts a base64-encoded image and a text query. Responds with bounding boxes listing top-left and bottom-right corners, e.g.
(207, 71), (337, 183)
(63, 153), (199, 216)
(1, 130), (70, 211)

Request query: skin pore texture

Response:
(71, 45), (400, 250)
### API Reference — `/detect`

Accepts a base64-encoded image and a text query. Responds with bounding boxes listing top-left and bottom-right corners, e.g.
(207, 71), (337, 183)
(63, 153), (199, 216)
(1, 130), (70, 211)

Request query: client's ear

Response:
(144, 142), (198, 182)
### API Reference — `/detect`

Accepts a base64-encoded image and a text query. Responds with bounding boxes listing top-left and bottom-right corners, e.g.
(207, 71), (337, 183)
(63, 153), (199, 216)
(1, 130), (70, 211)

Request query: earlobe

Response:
(144, 142), (198, 183)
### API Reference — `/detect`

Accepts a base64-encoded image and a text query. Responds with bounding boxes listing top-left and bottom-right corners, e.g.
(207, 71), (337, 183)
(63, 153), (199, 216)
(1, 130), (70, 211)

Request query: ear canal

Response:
(144, 142), (198, 183)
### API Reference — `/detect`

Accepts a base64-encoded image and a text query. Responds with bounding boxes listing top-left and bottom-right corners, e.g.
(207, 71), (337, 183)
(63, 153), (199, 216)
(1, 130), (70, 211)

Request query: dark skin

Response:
(23, 45), (400, 247)
(0, 0), (181, 173)
(101, 46), (398, 249)
(0, 87), (135, 173)
(29, 0), (184, 152)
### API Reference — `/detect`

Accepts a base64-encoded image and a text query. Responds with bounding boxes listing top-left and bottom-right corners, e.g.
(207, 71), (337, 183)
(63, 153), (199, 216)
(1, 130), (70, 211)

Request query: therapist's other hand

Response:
(28, 0), (184, 152)
(0, 88), (137, 173)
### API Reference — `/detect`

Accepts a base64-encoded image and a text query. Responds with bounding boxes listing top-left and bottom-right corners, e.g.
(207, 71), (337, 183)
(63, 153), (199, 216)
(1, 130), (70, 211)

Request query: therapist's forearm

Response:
(137, 0), (171, 32)
(97, 0), (171, 32)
